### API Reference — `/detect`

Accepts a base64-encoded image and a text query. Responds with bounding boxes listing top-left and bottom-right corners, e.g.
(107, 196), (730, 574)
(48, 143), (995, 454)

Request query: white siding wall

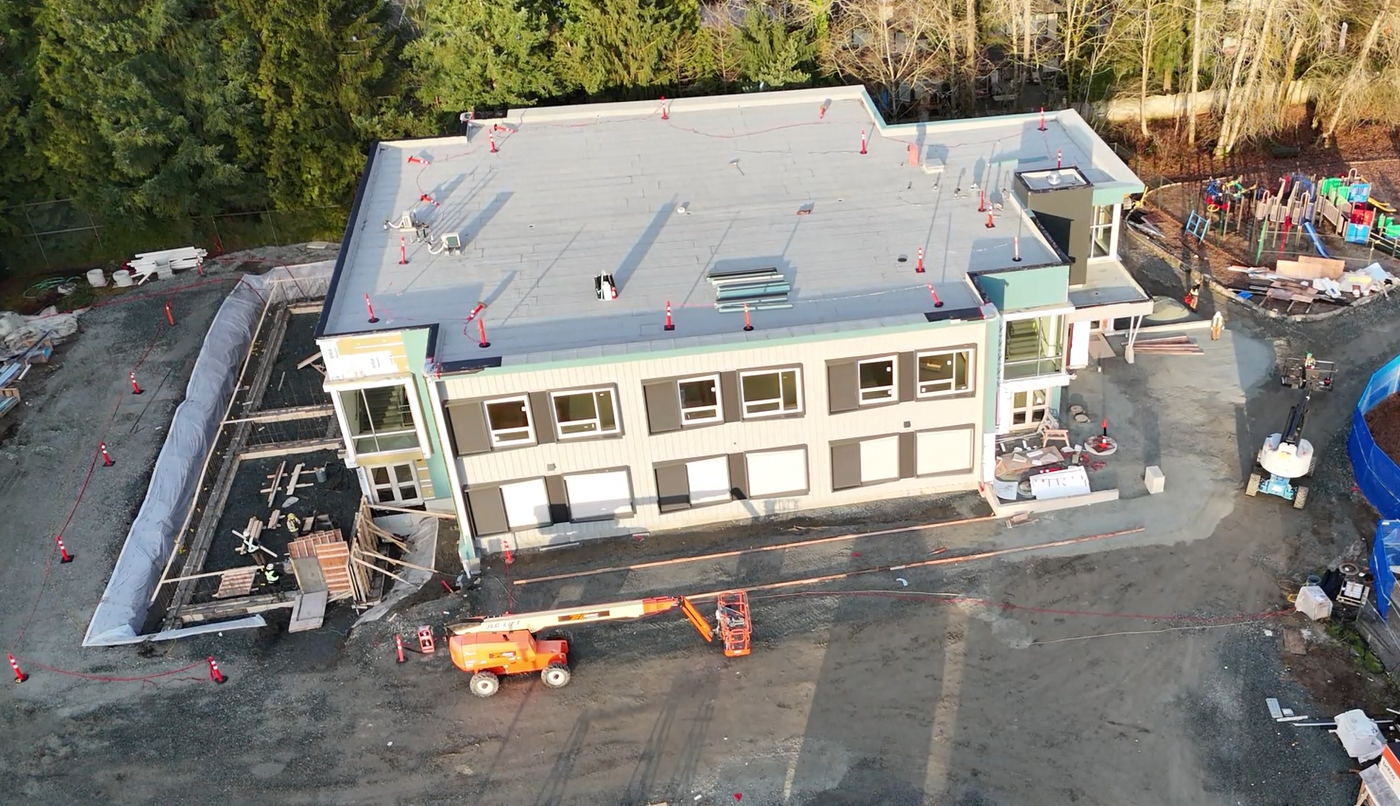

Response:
(443, 322), (991, 551)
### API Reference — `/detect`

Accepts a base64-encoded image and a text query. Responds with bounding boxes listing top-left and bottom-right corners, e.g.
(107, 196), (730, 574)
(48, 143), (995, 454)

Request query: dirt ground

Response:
(3, 236), (1400, 805)
(1365, 393), (1400, 466)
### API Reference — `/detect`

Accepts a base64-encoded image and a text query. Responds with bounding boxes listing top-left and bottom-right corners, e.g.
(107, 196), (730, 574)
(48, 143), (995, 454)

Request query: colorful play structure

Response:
(1192, 169), (1400, 262)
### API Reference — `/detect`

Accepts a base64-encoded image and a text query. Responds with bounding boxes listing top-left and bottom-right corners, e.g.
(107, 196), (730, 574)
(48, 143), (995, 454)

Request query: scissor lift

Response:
(716, 590), (752, 657)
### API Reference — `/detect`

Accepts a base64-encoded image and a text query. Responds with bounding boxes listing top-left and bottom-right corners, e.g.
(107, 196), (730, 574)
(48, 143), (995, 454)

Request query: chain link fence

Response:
(0, 200), (346, 277)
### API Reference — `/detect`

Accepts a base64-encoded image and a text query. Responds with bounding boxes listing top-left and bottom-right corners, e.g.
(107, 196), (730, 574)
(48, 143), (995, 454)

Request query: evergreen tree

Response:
(405, 0), (557, 113)
(737, 3), (814, 88)
(554, 0), (701, 97)
(226, 0), (408, 209)
(35, 0), (252, 218)
(0, 0), (45, 218)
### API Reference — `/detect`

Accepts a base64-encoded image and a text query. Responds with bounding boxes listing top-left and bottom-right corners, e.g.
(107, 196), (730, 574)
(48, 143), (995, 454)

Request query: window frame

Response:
(738, 367), (804, 419)
(1009, 387), (1050, 430)
(550, 387), (621, 440)
(1090, 204), (1115, 259)
(856, 356), (897, 405)
(676, 374), (723, 425)
(331, 377), (431, 464)
(367, 462), (422, 505)
(915, 349), (973, 398)
(483, 395), (535, 447)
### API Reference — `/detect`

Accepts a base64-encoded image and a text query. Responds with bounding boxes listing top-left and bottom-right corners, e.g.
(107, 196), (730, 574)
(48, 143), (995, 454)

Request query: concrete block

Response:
(1144, 465), (1165, 494)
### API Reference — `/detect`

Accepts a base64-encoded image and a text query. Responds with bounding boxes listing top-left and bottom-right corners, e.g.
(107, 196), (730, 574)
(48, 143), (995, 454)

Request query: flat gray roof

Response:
(321, 86), (1142, 367)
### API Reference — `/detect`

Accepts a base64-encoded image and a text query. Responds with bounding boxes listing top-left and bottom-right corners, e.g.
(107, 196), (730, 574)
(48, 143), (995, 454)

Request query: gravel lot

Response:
(1, 236), (1396, 805)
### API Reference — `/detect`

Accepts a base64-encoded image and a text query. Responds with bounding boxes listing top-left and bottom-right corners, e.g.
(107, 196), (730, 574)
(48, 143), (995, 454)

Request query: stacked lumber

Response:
(288, 530), (353, 601)
(214, 566), (259, 599)
(1132, 336), (1204, 355)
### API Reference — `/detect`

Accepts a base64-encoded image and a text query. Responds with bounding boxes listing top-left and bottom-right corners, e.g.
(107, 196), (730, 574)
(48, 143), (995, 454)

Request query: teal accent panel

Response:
(974, 265), (1069, 312)
(401, 329), (452, 500)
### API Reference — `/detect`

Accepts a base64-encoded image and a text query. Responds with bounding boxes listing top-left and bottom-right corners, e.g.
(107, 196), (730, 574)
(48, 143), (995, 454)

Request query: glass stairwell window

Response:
(343, 384), (420, 455)
(1003, 315), (1064, 380)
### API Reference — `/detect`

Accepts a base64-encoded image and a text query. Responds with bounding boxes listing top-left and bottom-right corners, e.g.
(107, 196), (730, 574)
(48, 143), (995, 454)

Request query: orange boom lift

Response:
(446, 592), (752, 697)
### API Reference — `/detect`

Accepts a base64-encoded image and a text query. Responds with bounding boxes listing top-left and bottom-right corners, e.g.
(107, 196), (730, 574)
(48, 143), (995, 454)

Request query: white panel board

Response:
(1028, 467), (1091, 500)
(859, 436), (900, 483)
(917, 427), (975, 476)
(1068, 320), (1090, 369)
(564, 470), (634, 521)
(686, 457), (731, 505)
(500, 478), (551, 529)
(746, 449), (808, 498)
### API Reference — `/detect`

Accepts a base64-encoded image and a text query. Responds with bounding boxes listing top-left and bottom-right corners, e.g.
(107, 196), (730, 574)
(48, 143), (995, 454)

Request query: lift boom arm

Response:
(449, 596), (714, 642)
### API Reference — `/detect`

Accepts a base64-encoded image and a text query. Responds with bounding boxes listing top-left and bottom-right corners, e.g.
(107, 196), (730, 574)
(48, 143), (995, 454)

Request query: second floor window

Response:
(552, 388), (619, 438)
(740, 368), (802, 417)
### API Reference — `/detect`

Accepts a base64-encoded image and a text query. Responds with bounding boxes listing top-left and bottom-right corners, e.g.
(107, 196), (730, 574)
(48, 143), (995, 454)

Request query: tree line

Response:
(1, 0), (1397, 245)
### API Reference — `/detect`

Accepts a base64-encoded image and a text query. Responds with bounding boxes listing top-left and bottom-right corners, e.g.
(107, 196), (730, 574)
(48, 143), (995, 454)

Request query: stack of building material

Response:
(0, 361), (23, 418)
(1131, 336), (1204, 355)
(345, 497), (416, 607)
(287, 530), (352, 601)
(127, 246), (207, 284)
(213, 566), (259, 599)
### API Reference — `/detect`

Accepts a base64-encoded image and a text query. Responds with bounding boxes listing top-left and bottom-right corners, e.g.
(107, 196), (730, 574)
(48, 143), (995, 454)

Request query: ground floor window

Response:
(368, 462), (421, 504)
(1009, 388), (1050, 429)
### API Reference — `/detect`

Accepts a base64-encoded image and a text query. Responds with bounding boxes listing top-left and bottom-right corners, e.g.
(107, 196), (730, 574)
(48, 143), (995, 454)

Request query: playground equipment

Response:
(1300, 221), (1331, 258)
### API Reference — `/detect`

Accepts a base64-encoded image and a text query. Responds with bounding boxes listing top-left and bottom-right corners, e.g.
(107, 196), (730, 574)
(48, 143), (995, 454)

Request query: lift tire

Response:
(1245, 473), (1261, 497)
(469, 671), (500, 698)
(541, 663), (572, 689)
(1293, 486), (1309, 510)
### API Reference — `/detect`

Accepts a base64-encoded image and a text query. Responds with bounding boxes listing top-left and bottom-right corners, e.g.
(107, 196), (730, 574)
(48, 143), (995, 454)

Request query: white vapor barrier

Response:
(84, 262), (334, 646)
(353, 513), (440, 626)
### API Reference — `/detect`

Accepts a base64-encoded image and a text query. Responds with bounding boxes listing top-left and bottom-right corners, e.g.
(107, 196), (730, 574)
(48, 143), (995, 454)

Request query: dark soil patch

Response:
(1364, 392), (1400, 465)
(190, 450), (361, 603)
(256, 309), (327, 411)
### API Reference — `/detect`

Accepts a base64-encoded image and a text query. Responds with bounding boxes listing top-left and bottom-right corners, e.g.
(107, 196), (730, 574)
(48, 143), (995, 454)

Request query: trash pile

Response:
(0, 307), (81, 357)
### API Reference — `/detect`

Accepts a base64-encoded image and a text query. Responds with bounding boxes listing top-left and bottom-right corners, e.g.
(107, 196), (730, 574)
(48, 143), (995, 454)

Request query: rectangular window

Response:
(686, 457), (731, 505)
(1004, 316), (1064, 380)
(1011, 388), (1050, 429)
(677, 375), (722, 424)
(369, 463), (421, 504)
(740, 368), (802, 418)
(551, 388), (619, 439)
(500, 479), (552, 530)
(484, 396), (533, 446)
(341, 384), (419, 455)
(857, 357), (896, 403)
(563, 470), (634, 521)
(917, 350), (971, 396)
(1091, 205), (1114, 258)
(744, 448), (808, 498)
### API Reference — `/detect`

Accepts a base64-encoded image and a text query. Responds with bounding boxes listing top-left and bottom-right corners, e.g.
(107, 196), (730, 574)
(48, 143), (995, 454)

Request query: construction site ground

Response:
(1, 235), (1399, 805)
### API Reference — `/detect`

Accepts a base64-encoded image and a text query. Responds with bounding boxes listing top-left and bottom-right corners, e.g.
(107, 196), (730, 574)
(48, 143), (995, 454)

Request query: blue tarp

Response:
(1348, 353), (1400, 519)
(1371, 521), (1400, 618)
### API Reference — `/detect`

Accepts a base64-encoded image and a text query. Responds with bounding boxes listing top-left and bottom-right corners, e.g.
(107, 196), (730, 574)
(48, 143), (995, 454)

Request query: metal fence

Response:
(0, 200), (346, 275)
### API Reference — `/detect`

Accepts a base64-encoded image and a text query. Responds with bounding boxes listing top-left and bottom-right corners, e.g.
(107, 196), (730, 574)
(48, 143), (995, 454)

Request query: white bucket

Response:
(86, 268), (107, 288)
(155, 266), (175, 281)
(112, 269), (133, 288)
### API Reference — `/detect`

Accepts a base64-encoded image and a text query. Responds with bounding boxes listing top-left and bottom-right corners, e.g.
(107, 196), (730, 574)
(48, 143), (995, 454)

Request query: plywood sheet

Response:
(214, 567), (258, 599)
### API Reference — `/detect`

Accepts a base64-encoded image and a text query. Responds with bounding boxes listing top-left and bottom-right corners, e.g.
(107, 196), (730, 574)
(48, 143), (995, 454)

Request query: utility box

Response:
(1144, 465), (1165, 494)
(1295, 585), (1333, 621)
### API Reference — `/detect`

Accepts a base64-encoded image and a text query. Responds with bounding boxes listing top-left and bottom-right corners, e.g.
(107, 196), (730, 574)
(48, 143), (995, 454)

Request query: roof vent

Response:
(708, 266), (792, 312)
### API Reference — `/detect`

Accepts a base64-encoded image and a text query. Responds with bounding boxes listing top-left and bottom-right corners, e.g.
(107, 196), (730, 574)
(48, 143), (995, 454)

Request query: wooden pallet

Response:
(214, 566), (259, 599)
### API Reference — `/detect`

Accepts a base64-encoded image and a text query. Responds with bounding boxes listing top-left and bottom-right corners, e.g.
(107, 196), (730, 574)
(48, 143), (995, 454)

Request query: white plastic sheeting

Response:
(83, 262), (333, 647)
(353, 513), (440, 626)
